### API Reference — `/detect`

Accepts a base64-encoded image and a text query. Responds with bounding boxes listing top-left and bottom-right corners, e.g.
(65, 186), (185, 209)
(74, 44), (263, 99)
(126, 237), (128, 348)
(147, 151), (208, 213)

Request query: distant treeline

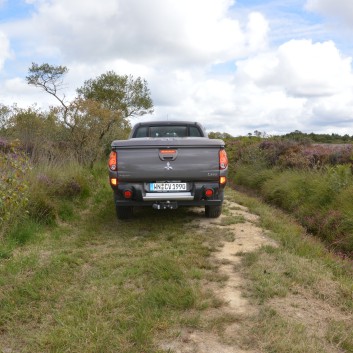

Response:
(282, 130), (353, 143)
(209, 130), (353, 144)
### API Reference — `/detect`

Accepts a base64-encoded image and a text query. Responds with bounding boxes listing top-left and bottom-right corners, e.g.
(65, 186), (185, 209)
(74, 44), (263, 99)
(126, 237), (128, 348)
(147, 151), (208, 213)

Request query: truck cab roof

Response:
(129, 121), (207, 139)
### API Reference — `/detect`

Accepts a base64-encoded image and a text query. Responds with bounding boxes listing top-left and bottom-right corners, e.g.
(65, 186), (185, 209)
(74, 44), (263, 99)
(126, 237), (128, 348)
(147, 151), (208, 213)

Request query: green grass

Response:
(249, 307), (329, 353)
(0, 170), (223, 353)
(2, 167), (353, 353)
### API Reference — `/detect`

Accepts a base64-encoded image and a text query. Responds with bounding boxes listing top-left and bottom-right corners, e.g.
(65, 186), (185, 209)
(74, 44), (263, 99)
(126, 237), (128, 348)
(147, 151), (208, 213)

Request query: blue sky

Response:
(1, 0), (353, 136)
(0, 1), (33, 21)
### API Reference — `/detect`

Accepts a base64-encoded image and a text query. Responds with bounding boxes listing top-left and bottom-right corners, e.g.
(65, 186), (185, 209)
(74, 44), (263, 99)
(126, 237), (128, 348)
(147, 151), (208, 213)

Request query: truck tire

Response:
(205, 205), (222, 218)
(116, 206), (133, 220)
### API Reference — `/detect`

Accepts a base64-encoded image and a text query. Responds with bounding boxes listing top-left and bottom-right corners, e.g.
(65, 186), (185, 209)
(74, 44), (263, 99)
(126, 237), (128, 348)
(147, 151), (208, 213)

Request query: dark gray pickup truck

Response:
(108, 121), (228, 219)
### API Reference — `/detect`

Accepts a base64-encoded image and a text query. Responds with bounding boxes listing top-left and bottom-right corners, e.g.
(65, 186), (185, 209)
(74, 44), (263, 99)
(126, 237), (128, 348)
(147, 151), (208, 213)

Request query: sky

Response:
(1, 0), (353, 136)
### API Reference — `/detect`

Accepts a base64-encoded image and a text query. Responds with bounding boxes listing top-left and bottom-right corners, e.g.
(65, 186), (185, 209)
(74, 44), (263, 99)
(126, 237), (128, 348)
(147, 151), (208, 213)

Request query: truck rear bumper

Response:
(143, 192), (194, 201)
(113, 181), (224, 207)
(115, 199), (223, 207)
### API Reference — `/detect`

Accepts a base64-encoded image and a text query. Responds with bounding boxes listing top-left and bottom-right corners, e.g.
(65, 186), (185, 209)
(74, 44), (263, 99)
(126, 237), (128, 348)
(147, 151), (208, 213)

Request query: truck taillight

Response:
(109, 151), (117, 171)
(219, 149), (228, 170)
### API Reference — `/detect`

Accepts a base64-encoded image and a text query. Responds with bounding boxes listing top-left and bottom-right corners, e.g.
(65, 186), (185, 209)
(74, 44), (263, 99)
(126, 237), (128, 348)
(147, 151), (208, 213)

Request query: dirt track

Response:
(160, 198), (277, 353)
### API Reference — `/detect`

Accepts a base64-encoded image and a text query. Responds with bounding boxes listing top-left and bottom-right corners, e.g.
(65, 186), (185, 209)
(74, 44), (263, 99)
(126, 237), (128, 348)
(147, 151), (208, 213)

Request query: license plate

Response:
(150, 182), (187, 191)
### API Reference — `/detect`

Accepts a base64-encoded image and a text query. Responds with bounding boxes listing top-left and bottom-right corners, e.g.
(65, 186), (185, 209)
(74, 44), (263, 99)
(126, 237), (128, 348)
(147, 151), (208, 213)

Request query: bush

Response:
(0, 139), (31, 237)
(233, 164), (276, 191)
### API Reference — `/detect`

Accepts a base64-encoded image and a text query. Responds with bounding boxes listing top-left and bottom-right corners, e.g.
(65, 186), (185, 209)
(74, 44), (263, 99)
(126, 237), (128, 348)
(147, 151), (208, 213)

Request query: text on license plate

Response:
(150, 183), (187, 191)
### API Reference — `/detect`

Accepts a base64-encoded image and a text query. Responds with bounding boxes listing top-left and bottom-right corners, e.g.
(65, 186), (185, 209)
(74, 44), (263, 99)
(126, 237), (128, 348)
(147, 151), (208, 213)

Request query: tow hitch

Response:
(152, 201), (178, 210)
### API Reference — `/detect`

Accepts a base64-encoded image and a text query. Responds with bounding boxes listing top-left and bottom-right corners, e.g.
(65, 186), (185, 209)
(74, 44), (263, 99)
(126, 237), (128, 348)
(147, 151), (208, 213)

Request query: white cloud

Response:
(231, 38), (353, 134)
(246, 12), (269, 51)
(0, 31), (10, 71)
(0, 77), (59, 108)
(237, 39), (353, 97)
(12, 0), (268, 67)
(306, 0), (353, 26)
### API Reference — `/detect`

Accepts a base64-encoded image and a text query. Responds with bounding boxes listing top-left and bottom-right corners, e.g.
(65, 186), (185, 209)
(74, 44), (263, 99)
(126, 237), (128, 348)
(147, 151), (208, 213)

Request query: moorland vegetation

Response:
(226, 135), (353, 255)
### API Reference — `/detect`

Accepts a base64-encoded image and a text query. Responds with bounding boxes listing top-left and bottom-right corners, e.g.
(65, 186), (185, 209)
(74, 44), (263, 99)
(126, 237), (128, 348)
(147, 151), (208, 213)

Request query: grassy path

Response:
(1, 180), (353, 353)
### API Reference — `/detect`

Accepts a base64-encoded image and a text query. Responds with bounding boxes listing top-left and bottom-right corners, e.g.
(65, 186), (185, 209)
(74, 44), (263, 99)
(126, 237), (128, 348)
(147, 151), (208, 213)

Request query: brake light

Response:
(219, 149), (228, 170)
(109, 151), (117, 171)
(160, 150), (177, 154)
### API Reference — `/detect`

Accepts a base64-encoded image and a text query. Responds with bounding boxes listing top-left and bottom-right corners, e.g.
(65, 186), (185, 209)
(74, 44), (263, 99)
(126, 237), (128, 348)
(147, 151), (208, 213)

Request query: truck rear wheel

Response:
(116, 206), (133, 220)
(205, 205), (222, 218)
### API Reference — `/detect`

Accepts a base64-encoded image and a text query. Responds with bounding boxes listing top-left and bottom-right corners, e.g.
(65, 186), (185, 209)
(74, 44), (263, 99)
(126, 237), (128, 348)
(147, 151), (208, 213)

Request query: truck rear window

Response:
(150, 126), (187, 137)
(133, 125), (202, 138)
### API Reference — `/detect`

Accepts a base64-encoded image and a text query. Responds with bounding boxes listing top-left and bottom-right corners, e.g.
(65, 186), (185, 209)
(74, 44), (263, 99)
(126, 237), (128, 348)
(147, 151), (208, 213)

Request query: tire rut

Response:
(159, 198), (277, 353)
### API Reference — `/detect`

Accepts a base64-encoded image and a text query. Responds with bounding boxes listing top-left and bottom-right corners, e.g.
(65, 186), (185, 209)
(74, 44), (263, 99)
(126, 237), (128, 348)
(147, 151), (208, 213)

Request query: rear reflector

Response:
(110, 178), (118, 186)
(124, 190), (133, 199)
(205, 189), (214, 198)
(220, 176), (227, 185)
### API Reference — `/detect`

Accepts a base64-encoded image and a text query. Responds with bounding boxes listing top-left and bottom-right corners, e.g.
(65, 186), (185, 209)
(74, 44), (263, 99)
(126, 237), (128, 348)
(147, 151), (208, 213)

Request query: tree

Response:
(0, 104), (11, 132)
(66, 98), (130, 166)
(77, 71), (153, 118)
(6, 105), (65, 162)
(26, 63), (153, 166)
(208, 131), (233, 139)
(26, 63), (73, 128)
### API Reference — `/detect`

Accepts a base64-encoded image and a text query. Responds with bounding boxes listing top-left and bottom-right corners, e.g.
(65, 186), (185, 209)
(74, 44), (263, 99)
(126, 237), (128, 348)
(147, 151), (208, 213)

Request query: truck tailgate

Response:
(113, 138), (223, 182)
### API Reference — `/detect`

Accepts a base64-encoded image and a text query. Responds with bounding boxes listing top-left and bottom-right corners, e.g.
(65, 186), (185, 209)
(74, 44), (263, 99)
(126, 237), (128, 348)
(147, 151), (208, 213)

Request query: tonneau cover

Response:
(111, 137), (225, 149)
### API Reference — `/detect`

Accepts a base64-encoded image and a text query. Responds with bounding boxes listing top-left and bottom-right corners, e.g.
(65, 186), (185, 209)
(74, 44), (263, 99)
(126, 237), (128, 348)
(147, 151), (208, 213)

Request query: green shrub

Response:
(261, 171), (307, 210)
(0, 139), (30, 237)
(233, 164), (276, 191)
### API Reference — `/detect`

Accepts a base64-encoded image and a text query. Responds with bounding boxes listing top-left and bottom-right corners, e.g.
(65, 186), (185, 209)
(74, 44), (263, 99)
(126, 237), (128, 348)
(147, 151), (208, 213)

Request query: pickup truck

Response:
(108, 121), (228, 219)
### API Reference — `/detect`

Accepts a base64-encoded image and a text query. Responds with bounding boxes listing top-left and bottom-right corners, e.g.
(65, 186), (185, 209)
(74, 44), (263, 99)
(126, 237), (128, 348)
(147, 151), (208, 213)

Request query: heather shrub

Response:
(55, 179), (82, 198)
(233, 141), (269, 168)
(256, 140), (353, 169)
(232, 138), (353, 253)
(259, 139), (309, 167)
